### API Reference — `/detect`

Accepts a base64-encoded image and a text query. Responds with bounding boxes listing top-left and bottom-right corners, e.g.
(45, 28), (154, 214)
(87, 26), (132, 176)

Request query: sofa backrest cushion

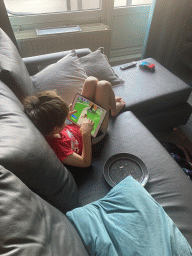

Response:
(0, 28), (35, 101)
(0, 165), (89, 255)
(23, 48), (92, 76)
(0, 80), (79, 214)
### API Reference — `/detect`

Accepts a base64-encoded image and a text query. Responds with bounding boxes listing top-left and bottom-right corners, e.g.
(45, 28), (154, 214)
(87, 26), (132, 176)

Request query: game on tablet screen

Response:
(70, 94), (107, 137)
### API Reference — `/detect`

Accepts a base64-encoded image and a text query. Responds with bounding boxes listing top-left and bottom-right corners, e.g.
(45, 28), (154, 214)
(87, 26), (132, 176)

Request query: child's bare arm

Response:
(62, 119), (94, 167)
(62, 135), (91, 167)
(67, 104), (77, 120)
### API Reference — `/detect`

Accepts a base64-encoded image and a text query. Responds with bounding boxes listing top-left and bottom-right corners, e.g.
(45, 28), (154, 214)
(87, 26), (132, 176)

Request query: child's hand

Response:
(80, 119), (94, 136)
(67, 104), (77, 120)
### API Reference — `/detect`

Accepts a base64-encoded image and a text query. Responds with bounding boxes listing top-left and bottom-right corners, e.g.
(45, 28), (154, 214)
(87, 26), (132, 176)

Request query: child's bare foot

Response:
(111, 97), (125, 116)
(115, 96), (123, 102)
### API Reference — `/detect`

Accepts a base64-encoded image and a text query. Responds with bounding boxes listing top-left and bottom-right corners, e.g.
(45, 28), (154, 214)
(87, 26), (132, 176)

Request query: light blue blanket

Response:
(66, 176), (192, 256)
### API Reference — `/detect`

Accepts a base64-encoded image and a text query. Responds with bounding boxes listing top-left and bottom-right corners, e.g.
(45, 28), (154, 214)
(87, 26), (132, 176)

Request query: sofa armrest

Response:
(23, 48), (92, 75)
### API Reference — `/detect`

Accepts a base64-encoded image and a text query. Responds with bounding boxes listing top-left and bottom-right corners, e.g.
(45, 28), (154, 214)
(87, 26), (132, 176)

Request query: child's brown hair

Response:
(23, 90), (69, 136)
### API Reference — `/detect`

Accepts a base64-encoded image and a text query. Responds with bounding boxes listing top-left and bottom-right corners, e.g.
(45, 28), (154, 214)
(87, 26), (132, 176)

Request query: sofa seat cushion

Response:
(0, 28), (35, 101)
(0, 165), (89, 256)
(0, 80), (79, 214)
(79, 47), (125, 87)
(32, 50), (87, 105)
(67, 176), (192, 255)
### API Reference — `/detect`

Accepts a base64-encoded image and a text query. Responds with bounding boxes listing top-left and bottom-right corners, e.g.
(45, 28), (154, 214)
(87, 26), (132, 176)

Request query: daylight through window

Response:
(4, 0), (152, 15)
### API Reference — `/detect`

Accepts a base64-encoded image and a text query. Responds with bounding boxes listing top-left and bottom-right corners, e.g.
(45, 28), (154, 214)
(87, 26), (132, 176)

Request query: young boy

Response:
(23, 77), (125, 168)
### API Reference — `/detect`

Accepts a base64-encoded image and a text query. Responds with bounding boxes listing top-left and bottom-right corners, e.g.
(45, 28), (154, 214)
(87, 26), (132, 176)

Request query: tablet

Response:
(69, 93), (107, 137)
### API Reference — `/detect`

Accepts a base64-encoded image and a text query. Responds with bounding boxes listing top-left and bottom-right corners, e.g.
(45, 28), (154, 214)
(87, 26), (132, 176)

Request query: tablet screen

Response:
(69, 93), (107, 137)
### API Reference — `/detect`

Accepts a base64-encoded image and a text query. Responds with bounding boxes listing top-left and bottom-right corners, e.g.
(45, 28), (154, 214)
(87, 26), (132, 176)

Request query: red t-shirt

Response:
(46, 124), (83, 162)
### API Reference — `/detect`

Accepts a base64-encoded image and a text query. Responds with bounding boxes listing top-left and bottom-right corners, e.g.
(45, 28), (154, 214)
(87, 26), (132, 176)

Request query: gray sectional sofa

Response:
(0, 27), (192, 255)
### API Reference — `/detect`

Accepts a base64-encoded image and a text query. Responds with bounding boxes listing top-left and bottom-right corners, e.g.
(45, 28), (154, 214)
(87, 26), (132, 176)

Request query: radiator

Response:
(15, 23), (111, 58)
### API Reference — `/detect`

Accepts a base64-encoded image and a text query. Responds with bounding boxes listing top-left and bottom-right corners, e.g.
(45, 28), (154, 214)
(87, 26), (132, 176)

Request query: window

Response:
(4, 0), (101, 14)
(5, 0), (152, 15)
(4, 0), (153, 61)
(114, 0), (152, 7)
(5, 0), (105, 31)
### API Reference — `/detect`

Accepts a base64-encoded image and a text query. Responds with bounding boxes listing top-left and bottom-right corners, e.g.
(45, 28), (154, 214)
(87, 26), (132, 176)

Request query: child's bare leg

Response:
(94, 80), (125, 131)
(81, 76), (98, 101)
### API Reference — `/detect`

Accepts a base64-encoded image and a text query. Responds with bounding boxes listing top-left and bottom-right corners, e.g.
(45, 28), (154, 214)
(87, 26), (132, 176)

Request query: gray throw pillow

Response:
(0, 28), (35, 101)
(79, 47), (125, 87)
(32, 50), (87, 105)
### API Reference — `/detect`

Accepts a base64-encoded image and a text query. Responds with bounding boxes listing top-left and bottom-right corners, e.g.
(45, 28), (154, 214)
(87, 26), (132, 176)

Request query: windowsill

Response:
(14, 23), (110, 40)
